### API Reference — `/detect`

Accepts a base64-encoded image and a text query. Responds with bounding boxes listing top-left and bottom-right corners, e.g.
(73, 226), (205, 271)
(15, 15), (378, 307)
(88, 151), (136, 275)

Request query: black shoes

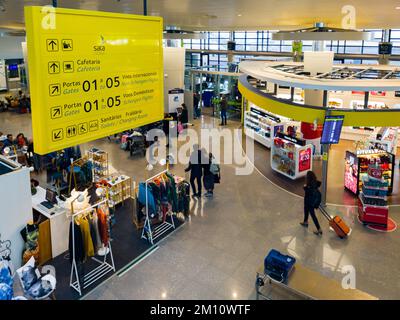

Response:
(299, 222), (308, 228)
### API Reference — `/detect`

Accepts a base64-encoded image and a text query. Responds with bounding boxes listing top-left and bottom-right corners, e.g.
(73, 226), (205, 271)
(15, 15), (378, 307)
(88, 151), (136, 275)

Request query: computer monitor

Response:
(45, 188), (57, 204)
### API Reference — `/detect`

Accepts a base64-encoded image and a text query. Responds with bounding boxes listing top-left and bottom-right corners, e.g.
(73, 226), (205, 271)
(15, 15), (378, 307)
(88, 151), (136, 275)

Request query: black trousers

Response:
(190, 175), (202, 195)
(304, 205), (321, 230)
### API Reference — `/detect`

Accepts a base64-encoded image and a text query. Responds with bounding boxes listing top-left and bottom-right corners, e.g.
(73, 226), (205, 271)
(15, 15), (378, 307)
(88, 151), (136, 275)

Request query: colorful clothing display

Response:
(136, 173), (190, 223)
(69, 205), (110, 264)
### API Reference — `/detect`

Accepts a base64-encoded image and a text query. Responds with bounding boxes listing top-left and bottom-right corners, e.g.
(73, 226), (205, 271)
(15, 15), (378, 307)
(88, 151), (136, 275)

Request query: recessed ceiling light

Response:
(396, 6), (400, 9)
(237, 14), (242, 17)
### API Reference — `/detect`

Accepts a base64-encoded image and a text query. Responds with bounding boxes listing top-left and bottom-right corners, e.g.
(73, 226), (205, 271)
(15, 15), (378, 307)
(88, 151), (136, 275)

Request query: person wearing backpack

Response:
(203, 152), (219, 197)
(300, 171), (323, 236)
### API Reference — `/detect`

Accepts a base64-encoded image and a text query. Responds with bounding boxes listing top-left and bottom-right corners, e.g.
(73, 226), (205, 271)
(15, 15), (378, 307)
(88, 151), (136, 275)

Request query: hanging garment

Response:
(138, 182), (157, 216)
(166, 173), (178, 212)
(68, 221), (85, 264)
(79, 216), (95, 259)
(90, 212), (102, 253)
(161, 203), (169, 222)
(97, 207), (109, 246)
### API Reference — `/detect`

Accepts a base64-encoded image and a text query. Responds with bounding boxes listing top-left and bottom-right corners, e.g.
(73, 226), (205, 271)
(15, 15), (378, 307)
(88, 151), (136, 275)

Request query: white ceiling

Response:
(2, 0), (400, 31)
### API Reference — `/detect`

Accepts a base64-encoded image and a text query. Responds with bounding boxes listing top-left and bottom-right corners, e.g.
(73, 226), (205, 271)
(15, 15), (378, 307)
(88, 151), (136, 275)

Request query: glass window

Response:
(363, 46), (377, 54)
(234, 31), (246, 39)
(209, 32), (219, 39)
(345, 46), (362, 54)
(246, 45), (257, 51)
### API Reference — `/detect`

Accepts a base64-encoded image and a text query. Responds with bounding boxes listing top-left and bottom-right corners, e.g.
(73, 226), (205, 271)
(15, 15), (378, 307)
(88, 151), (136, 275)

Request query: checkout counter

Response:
(32, 186), (69, 264)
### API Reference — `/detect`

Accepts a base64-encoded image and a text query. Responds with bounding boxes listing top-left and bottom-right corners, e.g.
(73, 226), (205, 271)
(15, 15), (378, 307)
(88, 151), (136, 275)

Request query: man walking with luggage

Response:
(185, 144), (205, 198)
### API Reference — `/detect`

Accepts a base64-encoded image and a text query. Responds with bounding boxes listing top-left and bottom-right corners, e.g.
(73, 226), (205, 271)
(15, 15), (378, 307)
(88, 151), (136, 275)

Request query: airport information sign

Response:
(25, 7), (164, 154)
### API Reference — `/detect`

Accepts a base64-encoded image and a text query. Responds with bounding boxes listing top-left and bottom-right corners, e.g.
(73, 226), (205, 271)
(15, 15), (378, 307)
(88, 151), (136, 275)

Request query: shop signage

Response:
(250, 107), (281, 123)
(25, 7), (164, 154)
(298, 148), (312, 172)
(276, 132), (306, 146)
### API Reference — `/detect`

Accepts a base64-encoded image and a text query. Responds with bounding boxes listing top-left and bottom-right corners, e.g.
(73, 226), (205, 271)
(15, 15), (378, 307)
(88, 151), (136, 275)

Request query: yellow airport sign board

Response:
(25, 6), (164, 154)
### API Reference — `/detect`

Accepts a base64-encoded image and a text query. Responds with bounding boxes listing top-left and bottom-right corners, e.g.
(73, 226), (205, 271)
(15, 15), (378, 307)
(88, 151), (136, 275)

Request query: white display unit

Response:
(271, 133), (313, 180)
(244, 105), (286, 148)
(0, 157), (32, 268)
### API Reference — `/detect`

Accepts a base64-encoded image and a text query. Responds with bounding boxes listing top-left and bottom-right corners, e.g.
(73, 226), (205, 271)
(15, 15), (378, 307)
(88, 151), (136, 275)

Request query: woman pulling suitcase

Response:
(300, 171), (323, 236)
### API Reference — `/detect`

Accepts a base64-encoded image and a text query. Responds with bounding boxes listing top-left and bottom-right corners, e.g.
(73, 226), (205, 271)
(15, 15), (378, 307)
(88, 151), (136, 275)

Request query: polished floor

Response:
(1, 111), (399, 300)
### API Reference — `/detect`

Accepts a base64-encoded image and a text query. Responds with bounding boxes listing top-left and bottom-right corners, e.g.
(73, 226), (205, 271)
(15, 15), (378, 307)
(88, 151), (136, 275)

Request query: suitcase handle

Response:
(267, 271), (285, 284)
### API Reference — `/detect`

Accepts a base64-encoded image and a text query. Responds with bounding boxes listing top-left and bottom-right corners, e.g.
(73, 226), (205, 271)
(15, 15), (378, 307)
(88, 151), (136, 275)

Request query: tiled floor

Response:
(1, 111), (399, 300)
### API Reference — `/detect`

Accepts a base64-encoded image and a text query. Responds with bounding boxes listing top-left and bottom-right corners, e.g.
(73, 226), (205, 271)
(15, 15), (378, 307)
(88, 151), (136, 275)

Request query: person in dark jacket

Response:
(203, 152), (215, 197)
(220, 95), (228, 126)
(179, 103), (189, 125)
(162, 113), (173, 147)
(193, 93), (200, 119)
(185, 144), (205, 198)
(300, 171), (323, 235)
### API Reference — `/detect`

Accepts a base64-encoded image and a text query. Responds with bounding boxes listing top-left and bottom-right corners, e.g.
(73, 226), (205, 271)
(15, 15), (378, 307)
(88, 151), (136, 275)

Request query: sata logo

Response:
(94, 35), (106, 52)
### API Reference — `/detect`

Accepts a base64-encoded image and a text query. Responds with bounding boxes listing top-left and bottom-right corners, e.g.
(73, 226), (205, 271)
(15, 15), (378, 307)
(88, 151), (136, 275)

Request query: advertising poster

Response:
(344, 151), (359, 194)
(298, 147), (312, 172)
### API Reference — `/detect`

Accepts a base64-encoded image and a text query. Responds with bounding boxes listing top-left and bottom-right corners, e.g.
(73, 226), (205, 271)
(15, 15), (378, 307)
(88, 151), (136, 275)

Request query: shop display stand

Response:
(108, 175), (132, 207)
(244, 106), (285, 148)
(345, 150), (395, 195)
(87, 148), (109, 182)
(358, 169), (389, 228)
(271, 133), (313, 180)
(69, 199), (115, 296)
(141, 169), (175, 245)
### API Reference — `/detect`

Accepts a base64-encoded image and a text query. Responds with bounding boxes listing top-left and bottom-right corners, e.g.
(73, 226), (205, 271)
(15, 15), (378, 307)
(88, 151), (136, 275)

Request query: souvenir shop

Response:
(0, 140), (191, 300)
(239, 60), (400, 225)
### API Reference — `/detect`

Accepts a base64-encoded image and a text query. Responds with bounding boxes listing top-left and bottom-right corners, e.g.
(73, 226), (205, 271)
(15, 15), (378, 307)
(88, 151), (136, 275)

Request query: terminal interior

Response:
(0, 0), (400, 301)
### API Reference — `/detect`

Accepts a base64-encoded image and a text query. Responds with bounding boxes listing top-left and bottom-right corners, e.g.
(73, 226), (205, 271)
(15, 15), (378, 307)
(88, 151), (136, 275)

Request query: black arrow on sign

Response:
(53, 108), (61, 117)
(80, 125), (86, 132)
(48, 40), (57, 50)
(51, 85), (60, 94)
(54, 131), (61, 139)
(49, 62), (59, 73)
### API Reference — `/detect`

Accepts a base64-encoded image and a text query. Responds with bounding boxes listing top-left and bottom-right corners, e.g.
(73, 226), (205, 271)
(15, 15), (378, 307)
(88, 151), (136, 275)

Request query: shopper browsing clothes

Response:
(300, 171), (323, 236)
(219, 95), (228, 126)
(185, 144), (204, 198)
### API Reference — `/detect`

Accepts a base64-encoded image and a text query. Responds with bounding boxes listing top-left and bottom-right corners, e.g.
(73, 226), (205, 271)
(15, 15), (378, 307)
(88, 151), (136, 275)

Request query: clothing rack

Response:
(69, 199), (115, 296)
(141, 169), (176, 245)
